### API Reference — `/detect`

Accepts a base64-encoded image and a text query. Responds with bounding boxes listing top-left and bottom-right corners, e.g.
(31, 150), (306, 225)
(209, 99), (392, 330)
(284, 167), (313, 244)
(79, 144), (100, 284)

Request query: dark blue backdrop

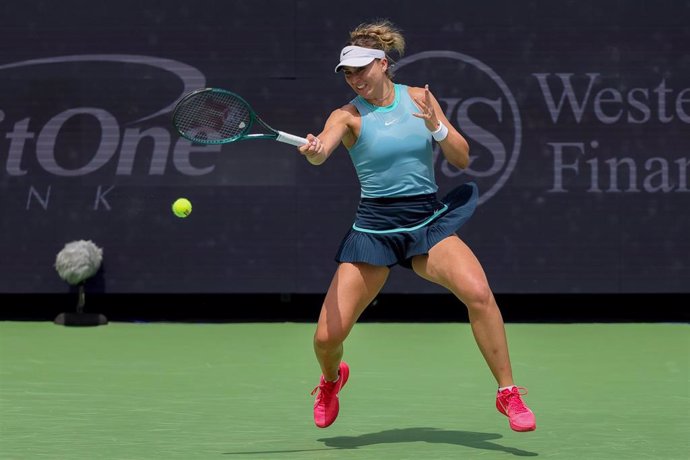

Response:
(1, 0), (688, 294)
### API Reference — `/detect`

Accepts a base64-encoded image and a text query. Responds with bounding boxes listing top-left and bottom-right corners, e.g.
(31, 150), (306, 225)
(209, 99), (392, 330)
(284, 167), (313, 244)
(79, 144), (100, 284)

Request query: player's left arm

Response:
(412, 85), (470, 169)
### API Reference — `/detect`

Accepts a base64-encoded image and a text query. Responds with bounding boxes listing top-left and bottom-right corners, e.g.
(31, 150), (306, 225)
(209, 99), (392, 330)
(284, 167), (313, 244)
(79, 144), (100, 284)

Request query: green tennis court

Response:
(1, 322), (688, 459)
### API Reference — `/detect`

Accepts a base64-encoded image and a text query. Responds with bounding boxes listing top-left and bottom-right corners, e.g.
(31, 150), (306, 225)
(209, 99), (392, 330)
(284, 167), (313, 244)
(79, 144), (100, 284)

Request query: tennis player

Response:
(299, 20), (536, 432)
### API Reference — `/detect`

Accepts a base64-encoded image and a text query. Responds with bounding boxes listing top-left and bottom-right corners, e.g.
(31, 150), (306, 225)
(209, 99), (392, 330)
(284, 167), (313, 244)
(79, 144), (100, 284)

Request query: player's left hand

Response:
(412, 84), (440, 132)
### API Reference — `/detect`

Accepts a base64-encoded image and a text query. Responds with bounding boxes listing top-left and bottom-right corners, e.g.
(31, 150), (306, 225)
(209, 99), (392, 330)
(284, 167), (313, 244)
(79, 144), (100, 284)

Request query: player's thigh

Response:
(411, 235), (491, 301)
(315, 262), (390, 345)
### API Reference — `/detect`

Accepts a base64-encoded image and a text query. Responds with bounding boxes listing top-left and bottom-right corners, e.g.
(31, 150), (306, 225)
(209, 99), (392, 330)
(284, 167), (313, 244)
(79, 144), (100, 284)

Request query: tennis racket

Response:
(172, 88), (308, 147)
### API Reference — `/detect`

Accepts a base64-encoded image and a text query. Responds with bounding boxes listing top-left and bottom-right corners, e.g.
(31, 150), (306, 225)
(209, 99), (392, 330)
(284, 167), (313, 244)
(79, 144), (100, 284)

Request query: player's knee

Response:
(313, 328), (345, 351)
(462, 282), (495, 313)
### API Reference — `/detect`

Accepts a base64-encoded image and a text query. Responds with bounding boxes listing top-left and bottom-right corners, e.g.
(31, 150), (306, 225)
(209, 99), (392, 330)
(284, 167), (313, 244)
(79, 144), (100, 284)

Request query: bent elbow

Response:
(451, 157), (470, 170)
(457, 158), (470, 169)
(453, 142), (470, 169)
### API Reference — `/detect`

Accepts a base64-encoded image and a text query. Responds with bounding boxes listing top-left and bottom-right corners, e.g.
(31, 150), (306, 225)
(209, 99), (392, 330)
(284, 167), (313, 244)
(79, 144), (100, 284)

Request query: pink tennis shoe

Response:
(311, 361), (350, 428)
(496, 386), (536, 432)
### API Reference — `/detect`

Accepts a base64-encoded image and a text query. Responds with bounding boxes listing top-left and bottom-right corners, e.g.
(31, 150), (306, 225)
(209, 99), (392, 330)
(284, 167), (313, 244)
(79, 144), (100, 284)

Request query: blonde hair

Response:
(348, 19), (405, 78)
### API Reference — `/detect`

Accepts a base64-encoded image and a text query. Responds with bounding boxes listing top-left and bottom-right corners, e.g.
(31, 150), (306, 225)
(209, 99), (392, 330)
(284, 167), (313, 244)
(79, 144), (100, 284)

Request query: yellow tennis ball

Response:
(172, 198), (192, 218)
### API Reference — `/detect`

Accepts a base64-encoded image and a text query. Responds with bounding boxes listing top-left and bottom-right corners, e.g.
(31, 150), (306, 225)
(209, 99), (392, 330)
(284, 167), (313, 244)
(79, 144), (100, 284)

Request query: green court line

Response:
(1, 322), (688, 459)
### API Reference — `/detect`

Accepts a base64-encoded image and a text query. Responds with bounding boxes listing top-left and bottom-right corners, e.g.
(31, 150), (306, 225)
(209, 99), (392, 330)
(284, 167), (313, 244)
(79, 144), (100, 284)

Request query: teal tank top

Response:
(348, 84), (438, 198)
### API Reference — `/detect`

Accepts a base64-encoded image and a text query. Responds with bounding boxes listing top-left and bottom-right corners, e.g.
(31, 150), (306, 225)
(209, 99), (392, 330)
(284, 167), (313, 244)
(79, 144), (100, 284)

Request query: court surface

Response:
(1, 322), (688, 459)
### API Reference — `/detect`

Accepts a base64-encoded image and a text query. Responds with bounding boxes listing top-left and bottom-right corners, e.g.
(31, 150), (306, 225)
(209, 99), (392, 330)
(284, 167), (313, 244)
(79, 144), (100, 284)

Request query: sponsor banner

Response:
(1, 1), (687, 293)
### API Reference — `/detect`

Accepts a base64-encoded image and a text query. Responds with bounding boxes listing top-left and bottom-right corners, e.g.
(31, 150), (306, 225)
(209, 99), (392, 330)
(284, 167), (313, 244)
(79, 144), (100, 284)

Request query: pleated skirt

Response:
(335, 182), (479, 268)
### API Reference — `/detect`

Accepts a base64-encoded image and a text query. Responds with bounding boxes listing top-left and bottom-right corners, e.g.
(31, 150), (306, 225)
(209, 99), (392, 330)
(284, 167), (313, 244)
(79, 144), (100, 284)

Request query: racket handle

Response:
(276, 131), (308, 147)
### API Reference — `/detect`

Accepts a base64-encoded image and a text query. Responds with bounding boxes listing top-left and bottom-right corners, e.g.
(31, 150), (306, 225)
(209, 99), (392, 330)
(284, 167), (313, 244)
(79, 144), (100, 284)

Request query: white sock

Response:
(498, 385), (516, 392)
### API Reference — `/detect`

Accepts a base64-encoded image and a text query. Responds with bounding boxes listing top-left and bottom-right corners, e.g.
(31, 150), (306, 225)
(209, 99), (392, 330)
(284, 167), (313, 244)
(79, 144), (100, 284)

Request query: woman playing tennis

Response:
(298, 19), (536, 432)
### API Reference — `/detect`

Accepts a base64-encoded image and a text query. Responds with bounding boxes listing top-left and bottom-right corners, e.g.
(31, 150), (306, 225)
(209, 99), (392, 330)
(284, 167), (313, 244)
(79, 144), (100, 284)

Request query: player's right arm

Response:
(299, 105), (357, 165)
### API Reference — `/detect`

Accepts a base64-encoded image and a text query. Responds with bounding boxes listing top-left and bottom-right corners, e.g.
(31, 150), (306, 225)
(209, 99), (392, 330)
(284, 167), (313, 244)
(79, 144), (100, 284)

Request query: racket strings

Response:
(175, 92), (252, 142)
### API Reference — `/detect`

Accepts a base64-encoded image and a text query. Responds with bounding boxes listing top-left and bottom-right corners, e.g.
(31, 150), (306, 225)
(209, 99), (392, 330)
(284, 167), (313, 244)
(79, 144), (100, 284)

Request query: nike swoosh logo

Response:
(384, 119), (398, 126)
(343, 49), (354, 55)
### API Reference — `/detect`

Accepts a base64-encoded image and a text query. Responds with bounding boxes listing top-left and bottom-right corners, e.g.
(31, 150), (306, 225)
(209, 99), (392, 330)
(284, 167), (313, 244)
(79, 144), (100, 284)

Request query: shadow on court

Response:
(224, 427), (537, 456)
(318, 428), (538, 456)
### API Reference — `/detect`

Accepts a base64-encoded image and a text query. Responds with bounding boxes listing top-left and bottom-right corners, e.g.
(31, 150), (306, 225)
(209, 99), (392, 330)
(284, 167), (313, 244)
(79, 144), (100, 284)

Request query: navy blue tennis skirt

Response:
(335, 182), (479, 268)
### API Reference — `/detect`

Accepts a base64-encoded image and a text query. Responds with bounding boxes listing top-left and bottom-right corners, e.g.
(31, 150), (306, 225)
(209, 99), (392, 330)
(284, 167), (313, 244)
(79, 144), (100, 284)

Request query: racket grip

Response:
(276, 131), (308, 147)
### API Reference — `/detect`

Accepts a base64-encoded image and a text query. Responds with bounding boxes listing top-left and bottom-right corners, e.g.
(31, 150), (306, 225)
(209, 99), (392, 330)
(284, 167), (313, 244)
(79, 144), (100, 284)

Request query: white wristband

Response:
(431, 122), (449, 142)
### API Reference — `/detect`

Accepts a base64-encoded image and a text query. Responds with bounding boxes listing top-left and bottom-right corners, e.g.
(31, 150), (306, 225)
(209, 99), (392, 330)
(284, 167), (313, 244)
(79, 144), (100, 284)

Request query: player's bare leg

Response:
(311, 262), (389, 428)
(412, 236), (513, 384)
(412, 235), (536, 431)
(314, 262), (389, 380)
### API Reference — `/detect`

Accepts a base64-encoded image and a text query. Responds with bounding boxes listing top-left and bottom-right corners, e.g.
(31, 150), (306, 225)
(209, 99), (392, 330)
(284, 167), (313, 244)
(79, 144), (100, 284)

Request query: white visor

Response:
(334, 45), (386, 72)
